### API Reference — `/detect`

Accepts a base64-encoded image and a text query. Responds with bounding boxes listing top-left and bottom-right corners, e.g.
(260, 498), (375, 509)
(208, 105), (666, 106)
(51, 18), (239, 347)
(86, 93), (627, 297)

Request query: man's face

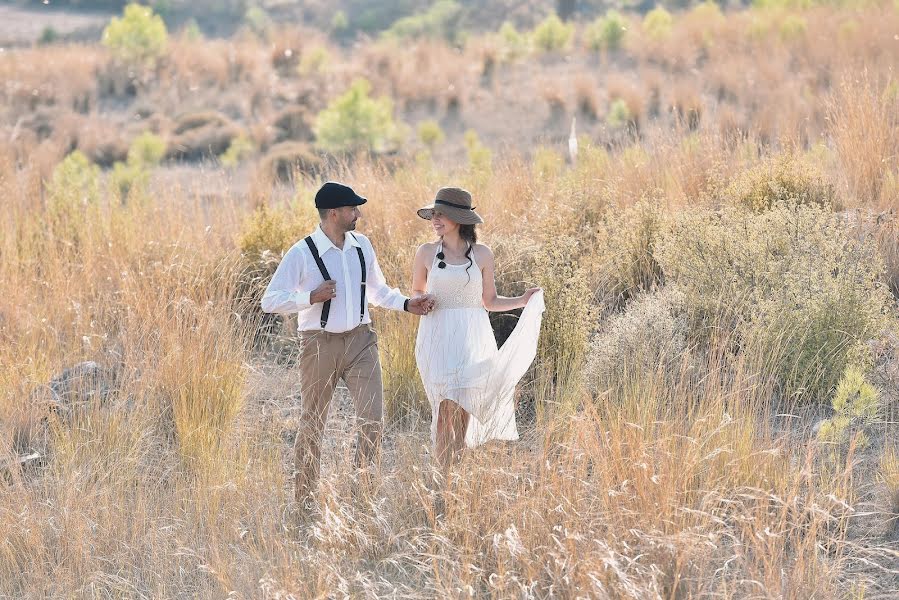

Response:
(333, 205), (361, 232)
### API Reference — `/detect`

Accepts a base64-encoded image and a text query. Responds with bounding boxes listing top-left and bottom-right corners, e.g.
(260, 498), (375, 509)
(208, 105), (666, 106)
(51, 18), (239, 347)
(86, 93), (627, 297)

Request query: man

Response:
(261, 181), (433, 506)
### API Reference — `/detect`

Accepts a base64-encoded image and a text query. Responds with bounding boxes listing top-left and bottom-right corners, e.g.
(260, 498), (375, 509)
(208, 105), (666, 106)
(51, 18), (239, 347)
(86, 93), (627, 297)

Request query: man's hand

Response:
(406, 294), (435, 316)
(310, 280), (337, 304)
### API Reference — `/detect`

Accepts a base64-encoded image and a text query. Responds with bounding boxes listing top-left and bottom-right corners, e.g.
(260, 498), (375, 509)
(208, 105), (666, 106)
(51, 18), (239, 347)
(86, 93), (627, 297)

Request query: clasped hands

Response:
(310, 280), (435, 316)
(406, 293), (435, 316)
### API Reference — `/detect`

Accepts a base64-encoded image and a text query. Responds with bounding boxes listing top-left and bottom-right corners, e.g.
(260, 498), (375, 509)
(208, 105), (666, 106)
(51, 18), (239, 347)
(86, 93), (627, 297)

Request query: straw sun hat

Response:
(416, 187), (484, 225)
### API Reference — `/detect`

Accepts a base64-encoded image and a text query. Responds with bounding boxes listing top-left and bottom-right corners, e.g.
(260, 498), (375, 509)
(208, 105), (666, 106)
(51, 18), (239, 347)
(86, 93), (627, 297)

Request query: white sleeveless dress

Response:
(414, 244), (546, 448)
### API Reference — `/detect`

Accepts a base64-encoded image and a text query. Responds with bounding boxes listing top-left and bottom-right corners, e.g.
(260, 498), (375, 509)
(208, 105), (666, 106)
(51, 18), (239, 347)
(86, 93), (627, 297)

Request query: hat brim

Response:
(417, 204), (484, 225)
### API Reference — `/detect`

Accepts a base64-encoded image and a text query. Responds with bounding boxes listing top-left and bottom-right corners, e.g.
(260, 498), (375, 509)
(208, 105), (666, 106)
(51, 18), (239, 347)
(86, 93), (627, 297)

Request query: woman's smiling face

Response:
(430, 209), (459, 236)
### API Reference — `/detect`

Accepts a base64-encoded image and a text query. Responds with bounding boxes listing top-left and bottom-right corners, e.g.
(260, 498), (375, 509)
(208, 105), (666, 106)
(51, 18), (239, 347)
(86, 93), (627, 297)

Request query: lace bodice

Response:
(427, 245), (484, 310)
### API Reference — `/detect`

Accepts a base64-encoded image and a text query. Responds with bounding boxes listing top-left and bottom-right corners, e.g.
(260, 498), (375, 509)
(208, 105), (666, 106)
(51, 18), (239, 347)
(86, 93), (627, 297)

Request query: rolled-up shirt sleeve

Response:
(366, 243), (408, 312)
(261, 244), (312, 314)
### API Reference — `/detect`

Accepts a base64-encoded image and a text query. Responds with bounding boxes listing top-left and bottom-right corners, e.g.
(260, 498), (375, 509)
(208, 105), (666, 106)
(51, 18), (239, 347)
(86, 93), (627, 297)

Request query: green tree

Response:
(533, 14), (574, 52)
(585, 11), (627, 52)
(102, 3), (168, 68)
(313, 79), (404, 154)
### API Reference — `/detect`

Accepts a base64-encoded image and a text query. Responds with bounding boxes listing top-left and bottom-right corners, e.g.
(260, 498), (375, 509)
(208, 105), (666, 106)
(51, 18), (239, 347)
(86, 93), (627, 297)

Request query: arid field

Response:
(1, 1), (898, 598)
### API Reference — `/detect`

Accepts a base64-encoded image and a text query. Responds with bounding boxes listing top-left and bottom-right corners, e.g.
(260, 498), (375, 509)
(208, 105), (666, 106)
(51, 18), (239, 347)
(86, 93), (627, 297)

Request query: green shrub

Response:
(779, 14), (807, 41)
(595, 200), (665, 307)
(606, 98), (633, 128)
(299, 46), (330, 75)
(39, 26), (59, 45)
(533, 147), (565, 180)
(238, 203), (314, 258)
(726, 154), (835, 212)
(313, 78), (404, 155)
(498, 21), (529, 60)
(127, 131), (166, 167)
(180, 18), (203, 41)
(244, 4), (272, 38)
(817, 366), (879, 448)
(656, 202), (890, 403)
(102, 3), (168, 68)
(464, 129), (492, 183)
(111, 131), (166, 202)
(533, 233), (598, 404)
(331, 10), (349, 34)
(46, 150), (101, 245)
(220, 134), (256, 168)
(532, 14), (574, 53)
(643, 6), (674, 41)
(417, 120), (445, 148)
(585, 10), (627, 52)
(383, 0), (463, 42)
(234, 201), (319, 349)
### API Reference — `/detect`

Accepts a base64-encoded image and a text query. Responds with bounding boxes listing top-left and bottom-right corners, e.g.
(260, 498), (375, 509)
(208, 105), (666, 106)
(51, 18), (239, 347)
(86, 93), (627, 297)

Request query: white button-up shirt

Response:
(261, 226), (408, 333)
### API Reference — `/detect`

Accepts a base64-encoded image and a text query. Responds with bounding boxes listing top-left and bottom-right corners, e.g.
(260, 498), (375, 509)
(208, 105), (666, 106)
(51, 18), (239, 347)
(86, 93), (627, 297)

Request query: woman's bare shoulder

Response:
(415, 241), (439, 259)
(472, 243), (494, 262)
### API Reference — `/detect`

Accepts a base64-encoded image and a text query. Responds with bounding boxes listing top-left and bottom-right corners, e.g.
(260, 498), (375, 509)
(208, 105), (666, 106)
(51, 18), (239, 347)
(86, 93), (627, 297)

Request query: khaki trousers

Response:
(294, 324), (383, 503)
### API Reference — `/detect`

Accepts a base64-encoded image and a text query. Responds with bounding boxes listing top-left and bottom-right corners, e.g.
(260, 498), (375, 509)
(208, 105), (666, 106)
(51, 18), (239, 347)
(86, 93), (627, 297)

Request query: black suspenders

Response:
(303, 234), (366, 329)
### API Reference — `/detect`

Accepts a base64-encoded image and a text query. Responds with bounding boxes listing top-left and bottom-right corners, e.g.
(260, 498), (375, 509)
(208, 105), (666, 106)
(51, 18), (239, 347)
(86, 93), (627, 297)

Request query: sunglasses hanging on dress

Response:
(436, 251), (446, 269)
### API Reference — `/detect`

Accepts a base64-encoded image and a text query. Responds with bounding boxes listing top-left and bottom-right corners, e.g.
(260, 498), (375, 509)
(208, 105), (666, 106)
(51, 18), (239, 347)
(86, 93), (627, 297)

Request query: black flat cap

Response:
(314, 181), (367, 209)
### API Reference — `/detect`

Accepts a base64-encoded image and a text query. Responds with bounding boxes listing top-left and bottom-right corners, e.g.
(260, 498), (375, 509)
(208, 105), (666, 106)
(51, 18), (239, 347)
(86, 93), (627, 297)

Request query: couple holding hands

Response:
(262, 181), (545, 506)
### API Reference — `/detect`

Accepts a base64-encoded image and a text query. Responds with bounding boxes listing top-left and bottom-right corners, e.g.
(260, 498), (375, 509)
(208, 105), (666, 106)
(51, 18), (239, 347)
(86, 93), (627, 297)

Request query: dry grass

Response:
(2, 138), (897, 596)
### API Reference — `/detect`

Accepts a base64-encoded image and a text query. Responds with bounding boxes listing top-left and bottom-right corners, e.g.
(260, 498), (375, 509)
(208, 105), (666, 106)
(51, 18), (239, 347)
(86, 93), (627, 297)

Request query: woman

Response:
(412, 187), (545, 468)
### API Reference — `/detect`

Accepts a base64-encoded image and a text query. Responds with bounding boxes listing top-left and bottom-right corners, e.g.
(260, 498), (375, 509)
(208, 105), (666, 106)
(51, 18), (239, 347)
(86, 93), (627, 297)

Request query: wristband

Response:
(403, 298), (410, 312)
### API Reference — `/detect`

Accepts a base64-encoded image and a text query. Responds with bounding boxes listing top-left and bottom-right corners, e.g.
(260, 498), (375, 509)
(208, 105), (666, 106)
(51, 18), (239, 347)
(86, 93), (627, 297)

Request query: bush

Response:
(331, 11), (349, 34)
(606, 98), (633, 128)
(643, 7), (674, 41)
(383, 0), (463, 43)
(498, 21), (529, 60)
(102, 3), (168, 68)
(595, 200), (665, 307)
(220, 134), (255, 168)
(779, 15), (807, 41)
(110, 131), (165, 202)
(817, 366), (879, 449)
(585, 287), (689, 392)
(533, 233), (598, 403)
(532, 14), (574, 53)
(656, 202), (891, 403)
(585, 11), (627, 52)
(299, 46), (330, 75)
(533, 147), (565, 180)
(46, 151), (101, 245)
(259, 142), (323, 183)
(272, 107), (314, 143)
(168, 113), (241, 161)
(725, 154), (836, 212)
(235, 201), (319, 348)
(313, 78), (404, 155)
(417, 120), (445, 148)
(243, 4), (272, 38)
(463, 129), (492, 183)
(127, 130), (166, 167)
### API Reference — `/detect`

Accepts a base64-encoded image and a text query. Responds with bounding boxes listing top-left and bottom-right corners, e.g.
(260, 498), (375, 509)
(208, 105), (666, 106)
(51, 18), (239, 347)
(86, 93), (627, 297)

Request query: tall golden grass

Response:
(2, 129), (897, 595)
